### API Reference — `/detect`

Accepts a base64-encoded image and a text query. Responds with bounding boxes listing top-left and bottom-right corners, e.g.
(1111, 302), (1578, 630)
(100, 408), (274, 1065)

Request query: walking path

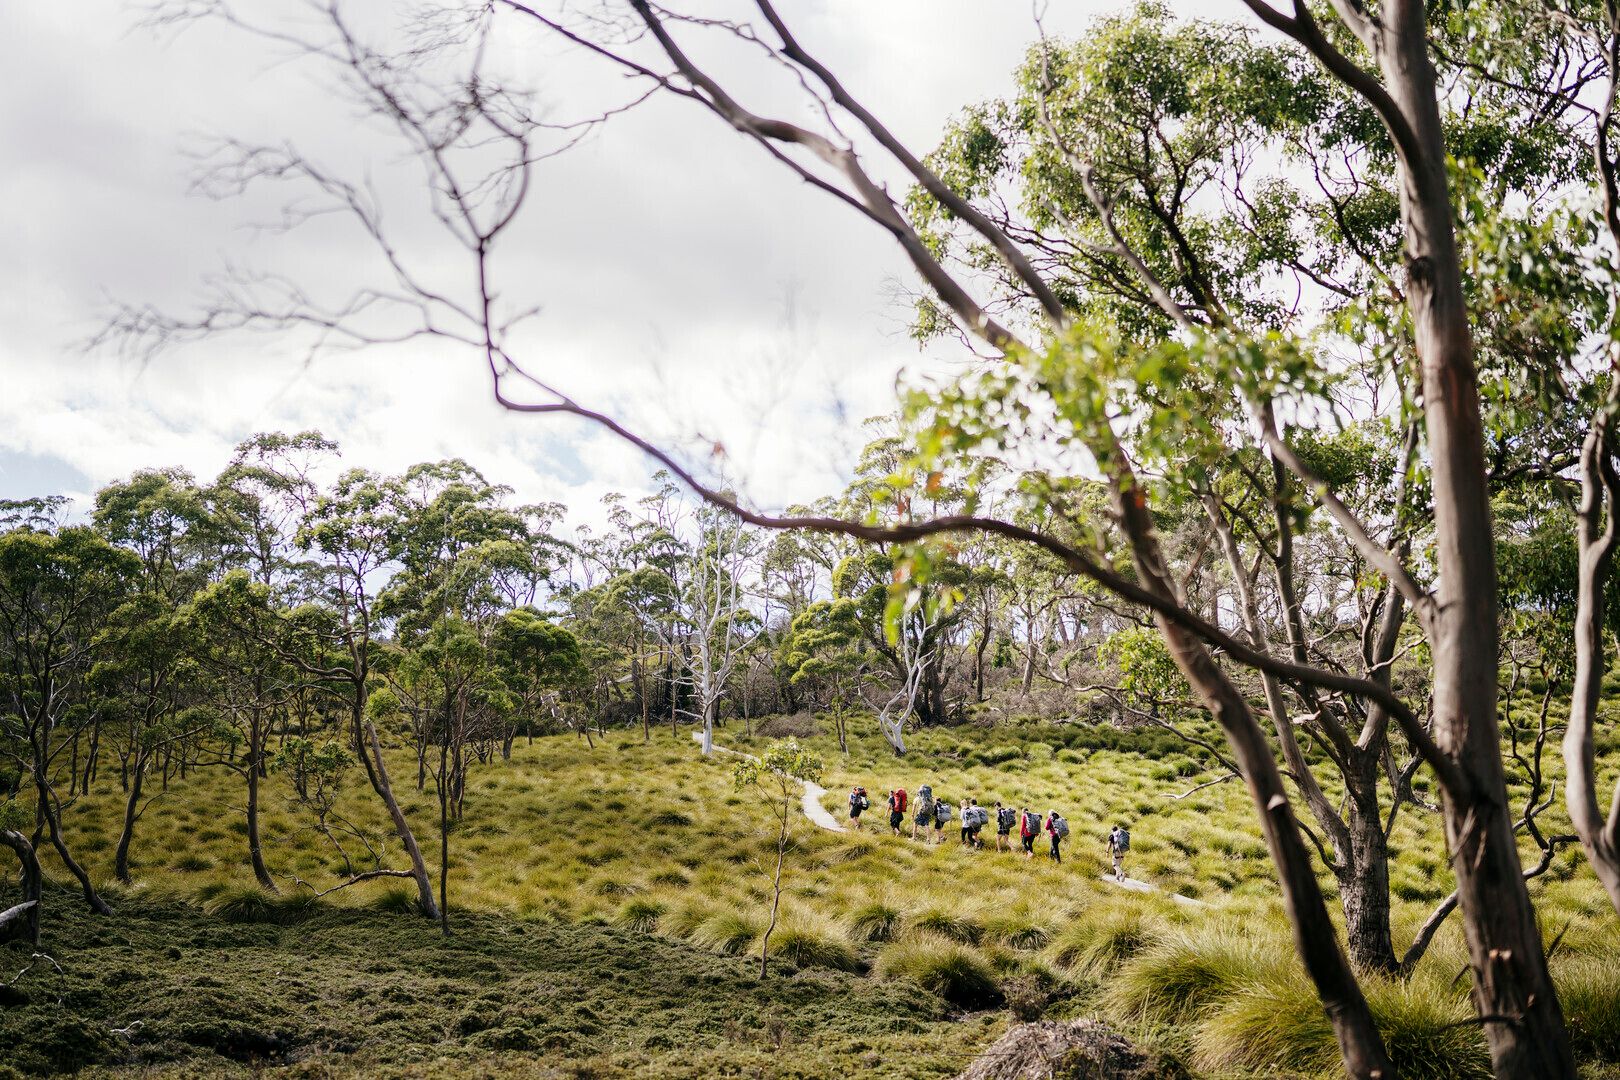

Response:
(692, 731), (845, 833)
(693, 731), (1212, 904)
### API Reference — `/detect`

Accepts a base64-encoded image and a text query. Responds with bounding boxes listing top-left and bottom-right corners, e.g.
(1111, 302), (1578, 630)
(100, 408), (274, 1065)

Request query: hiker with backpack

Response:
(963, 800), (987, 849)
(1107, 823), (1131, 881)
(1019, 807), (1040, 858)
(994, 802), (1017, 852)
(912, 784), (935, 841)
(1045, 809), (1069, 863)
(958, 799), (973, 847)
(933, 796), (953, 843)
(848, 786), (869, 831)
(887, 788), (908, 835)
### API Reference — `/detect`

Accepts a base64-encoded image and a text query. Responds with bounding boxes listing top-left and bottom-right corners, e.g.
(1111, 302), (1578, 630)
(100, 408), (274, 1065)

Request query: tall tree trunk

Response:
(1341, 754), (1397, 975)
(113, 747), (147, 884)
(352, 698), (439, 920)
(246, 734), (276, 892)
(1377, 4), (1573, 1071)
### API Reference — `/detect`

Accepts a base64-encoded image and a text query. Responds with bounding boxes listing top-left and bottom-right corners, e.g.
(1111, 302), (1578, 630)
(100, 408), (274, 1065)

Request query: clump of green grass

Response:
(690, 909), (760, 956)
(767, 917), (860, 972)
(1194, 968), (1489, 1080)
(850, 900), (904, 943)
(199, 884), (323, 926)
(615, 897), (668, 934)
(1047, 901), (1158, 974)
(370, 886), (427, 915)
(1104, 925), (1287, 1024)
(1557, 955), (1620, 1062)
(985, 913), (1050, 951)
(911, 908), (983, 945)
(876, 934), (1002, 1009)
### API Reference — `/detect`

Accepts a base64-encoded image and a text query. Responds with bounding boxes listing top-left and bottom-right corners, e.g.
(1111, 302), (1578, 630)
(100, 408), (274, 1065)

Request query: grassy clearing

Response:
(10, 715), (1620, 1076)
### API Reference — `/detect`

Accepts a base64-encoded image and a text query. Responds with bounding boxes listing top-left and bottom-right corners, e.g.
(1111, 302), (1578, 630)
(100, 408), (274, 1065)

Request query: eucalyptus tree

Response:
(181, 571), (300, 891)
(0, 524), (137, 915)
(92, 469), (223, 885)
(297, 468), (439, 919)
(683, 498), (764, 755)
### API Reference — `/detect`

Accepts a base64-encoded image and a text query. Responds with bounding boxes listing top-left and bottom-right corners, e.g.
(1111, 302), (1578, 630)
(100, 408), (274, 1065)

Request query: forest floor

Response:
(7, 716), (1620, 1077)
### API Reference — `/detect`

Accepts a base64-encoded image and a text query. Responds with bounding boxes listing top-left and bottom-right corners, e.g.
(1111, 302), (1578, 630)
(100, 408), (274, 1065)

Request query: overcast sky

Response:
(0, 0), (1247, 528)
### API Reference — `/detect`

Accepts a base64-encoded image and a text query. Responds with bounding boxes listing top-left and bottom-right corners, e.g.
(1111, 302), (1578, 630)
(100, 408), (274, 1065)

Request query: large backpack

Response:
(1022, 811), (1040, 836)
(893, 788), (908, 813)
(972, 807), (990, 828)
(1114, 827), (1131, 852)
(997, 807), (1017, 831)
(935, 801), (953, 823)
(1052, 816), (1070, 839)
(918, 784), (933, 802)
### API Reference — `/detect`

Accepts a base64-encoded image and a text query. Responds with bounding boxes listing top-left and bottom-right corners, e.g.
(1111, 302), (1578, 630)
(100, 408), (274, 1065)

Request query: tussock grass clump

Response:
(767, 917), (860, 972)
(1558, 956), (1620, 1061)
(850, 900), (904, 943)
(911, 908), (984, 945)
(370, 886), (426, 915)
(615, 897), (668, 934)
(690, 909), (761, 956)
(1047, 902), (1159, 974)
(1195, 970), (1490, 1080)
(985, 914), (1051, 951)
(1104, 925), (1288, 1024)
(876, 933), (1002, 1009)
(200, 884), (323, 926)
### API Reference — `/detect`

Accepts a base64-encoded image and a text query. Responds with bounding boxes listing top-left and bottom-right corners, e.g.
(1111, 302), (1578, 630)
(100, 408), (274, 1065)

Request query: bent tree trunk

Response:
(32, 755), (110, 916)
(362, 720), (440, 920)
(246, 748), (276, 892)
(0, 828), (42, 946)
(113, 747), (147, 884)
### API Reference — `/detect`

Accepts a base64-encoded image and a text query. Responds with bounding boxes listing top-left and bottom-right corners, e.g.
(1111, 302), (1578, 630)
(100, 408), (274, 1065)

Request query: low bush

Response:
(766, 918), (860, 972)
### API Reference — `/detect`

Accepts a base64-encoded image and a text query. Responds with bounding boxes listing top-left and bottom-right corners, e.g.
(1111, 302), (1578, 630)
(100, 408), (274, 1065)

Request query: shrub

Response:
(850, 900), (904, 943)
(876, 934), (1002, 1009)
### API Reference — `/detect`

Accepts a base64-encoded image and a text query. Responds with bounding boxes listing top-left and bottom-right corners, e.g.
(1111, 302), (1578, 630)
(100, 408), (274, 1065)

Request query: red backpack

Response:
(892, 788), (908, 813)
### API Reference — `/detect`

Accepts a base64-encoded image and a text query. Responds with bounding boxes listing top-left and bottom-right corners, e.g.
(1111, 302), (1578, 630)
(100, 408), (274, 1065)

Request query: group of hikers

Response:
(845, 783), (1132, 880)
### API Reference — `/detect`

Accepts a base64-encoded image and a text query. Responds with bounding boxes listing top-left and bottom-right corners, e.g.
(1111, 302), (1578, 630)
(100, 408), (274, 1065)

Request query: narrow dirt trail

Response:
(691, 731), (846, 833)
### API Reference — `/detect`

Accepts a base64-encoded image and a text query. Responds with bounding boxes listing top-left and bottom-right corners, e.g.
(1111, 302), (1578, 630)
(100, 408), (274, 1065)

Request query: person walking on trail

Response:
(959, 799), (973, 847)
(1107, 823), (1131, 881)
(912, 784), (935, 841)
(848, 786), (869, 831)
(964, 800), (986, 849)
(1045, 809), (1069, 864)
(995, 802), (1016, 852)
(1019, 807), (1040, 858)
(887, 788), (908, 836)
(933, 797), (952, 843)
